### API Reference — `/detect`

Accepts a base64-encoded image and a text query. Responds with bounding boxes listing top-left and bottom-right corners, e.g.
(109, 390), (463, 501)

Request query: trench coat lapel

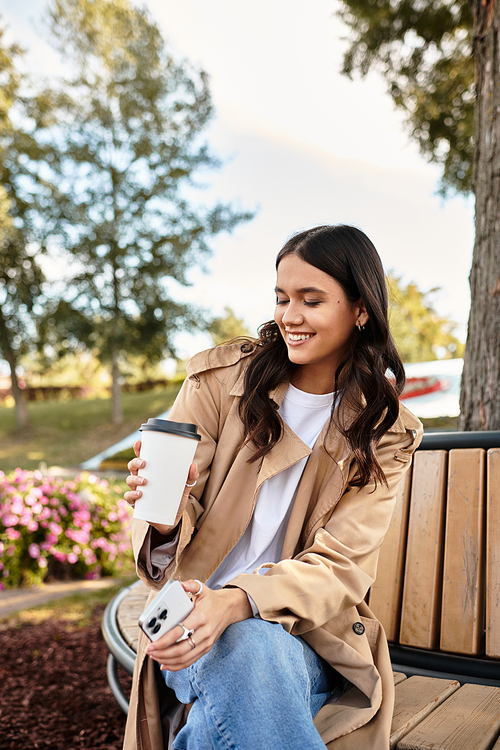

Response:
(281, 419), (351, 559)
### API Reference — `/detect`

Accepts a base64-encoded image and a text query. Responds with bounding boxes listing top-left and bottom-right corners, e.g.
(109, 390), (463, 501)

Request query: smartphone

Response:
(138, 579), (194, 642)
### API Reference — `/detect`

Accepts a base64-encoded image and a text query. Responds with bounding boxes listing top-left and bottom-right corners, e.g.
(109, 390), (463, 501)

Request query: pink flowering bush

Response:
(0, 469), (134, 589)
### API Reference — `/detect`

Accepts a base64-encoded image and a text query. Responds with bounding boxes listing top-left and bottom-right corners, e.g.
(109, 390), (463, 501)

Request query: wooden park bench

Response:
(102, 429), (500, 749)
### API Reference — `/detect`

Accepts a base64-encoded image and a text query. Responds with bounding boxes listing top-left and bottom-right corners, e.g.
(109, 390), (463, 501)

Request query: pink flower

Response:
(28, 543), (40, 559)
(67, 552), (78, 564)
(6, 528), (20, 540)
(27, 520), (38, 532)
(11, 498), (24, 515)
(54, 551), (66, 562)
(0, 582), (4, 591)
(2, 514), (19, 527)
(77, 509), (91, 523)
(72, 545), (81, 554)
(38, 557), (48, 568)
(108, 511), (118, 522)
(49, 522), (63, 536)
(66, 529), (89, 545)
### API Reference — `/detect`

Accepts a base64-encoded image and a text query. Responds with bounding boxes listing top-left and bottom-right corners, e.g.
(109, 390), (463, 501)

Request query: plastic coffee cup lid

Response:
(139, 418), (201, 440)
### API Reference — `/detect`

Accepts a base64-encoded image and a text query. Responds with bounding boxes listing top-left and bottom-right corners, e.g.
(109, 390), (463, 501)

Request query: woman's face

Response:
(274, 253), (368, 392)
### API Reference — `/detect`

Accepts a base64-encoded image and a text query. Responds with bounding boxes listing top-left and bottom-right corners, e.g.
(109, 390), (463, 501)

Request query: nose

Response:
(281, 301), (303, 327)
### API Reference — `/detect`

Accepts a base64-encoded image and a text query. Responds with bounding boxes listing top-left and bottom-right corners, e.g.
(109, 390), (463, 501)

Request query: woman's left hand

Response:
(146, 579), (252, 672)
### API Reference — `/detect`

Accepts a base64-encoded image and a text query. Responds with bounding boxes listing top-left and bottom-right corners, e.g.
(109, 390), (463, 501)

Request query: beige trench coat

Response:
(123, 343), (423, 750)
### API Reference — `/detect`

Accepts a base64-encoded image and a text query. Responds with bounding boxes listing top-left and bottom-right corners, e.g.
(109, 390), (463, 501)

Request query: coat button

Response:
(353, 622), (365, 635)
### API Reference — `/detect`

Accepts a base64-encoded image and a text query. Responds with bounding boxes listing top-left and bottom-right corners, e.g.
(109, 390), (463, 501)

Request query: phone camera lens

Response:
(147, 617), (157, 628)
(152, 623), (161, 634)
(159, 609), (168, 620)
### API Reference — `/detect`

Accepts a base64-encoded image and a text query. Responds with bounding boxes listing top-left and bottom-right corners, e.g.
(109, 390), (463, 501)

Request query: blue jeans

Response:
(162, 618), (337, 750)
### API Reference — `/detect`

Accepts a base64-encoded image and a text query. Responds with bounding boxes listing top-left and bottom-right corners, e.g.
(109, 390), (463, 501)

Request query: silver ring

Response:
(188, 634), (196, 650)
(177, 622), (195, 642)
(186, 480), (197, 488)
(193, 579), (203, 596)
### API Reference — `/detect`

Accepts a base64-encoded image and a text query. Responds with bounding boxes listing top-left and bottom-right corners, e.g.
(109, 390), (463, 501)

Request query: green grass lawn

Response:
(0, 385), (182, 474)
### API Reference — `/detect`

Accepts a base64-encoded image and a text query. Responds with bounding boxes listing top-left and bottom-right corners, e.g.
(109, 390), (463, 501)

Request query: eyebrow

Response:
(274, 286), (327, 295)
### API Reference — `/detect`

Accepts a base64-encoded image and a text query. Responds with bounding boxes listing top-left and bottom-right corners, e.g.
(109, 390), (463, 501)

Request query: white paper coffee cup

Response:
(133, 418), (201, 526)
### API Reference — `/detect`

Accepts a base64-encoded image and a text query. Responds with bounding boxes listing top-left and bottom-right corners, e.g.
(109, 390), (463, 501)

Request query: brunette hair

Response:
(238, 224), (405, 488)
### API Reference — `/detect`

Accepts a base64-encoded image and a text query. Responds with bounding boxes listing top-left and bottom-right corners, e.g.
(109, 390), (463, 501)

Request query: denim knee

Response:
(206, 619), (314, 693)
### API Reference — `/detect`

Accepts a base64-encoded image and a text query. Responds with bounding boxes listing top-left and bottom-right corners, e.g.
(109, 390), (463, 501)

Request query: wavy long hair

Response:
(238, 224), (405, 488)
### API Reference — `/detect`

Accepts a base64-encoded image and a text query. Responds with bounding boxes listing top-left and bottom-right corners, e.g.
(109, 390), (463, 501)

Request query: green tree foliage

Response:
(209, 306), (252, 346)
(387, 273), (464, 362)
(337, 0), (473, 193)
(0, 23), (60, 430)
(43, 0), (253, 423)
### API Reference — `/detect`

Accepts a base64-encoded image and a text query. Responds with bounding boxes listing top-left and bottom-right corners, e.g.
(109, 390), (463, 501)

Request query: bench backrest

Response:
(368, 431), (500, 660)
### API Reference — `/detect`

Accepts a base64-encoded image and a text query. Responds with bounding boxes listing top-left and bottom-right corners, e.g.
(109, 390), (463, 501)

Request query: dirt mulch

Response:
(0, 604), (132, 749)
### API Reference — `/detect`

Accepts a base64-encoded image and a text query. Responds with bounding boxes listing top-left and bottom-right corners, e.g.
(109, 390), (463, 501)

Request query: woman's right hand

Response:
(124, 439), (199, 537)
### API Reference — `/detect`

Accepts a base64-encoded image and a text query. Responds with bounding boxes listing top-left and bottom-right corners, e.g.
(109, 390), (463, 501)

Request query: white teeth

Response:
(288, 333), (312, 341)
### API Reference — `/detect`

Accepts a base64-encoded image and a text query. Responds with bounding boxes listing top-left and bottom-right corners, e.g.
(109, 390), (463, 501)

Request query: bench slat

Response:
(117, 582), (149, 652)
(391, 676), (460, 749)
(486, 448), (500, 658)
(394, 672), (408, 686)
(440, 449), (485, 655)
(400, 451), (448, 650)
(369, 471), (412, 642)
(396, 683), (500, 750)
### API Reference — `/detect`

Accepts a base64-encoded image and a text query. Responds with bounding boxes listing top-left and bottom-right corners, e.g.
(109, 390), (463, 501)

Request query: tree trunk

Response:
(459, 1), (500, 430)
(111, 347), (123, 425)
(0, 304), (31, 431)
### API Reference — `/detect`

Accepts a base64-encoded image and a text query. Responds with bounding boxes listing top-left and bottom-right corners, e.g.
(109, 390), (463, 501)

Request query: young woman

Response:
(123, 224), (422, 750)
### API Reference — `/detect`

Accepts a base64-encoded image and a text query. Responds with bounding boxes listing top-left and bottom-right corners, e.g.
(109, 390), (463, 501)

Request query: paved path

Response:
(0, 578), (125, 618)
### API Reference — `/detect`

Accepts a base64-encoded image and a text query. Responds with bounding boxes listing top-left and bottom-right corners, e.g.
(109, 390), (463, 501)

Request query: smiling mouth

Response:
(287, 333), (314, 342)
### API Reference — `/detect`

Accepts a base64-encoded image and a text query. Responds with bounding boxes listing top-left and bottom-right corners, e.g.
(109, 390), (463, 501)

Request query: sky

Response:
(2, 0), (475, 359)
